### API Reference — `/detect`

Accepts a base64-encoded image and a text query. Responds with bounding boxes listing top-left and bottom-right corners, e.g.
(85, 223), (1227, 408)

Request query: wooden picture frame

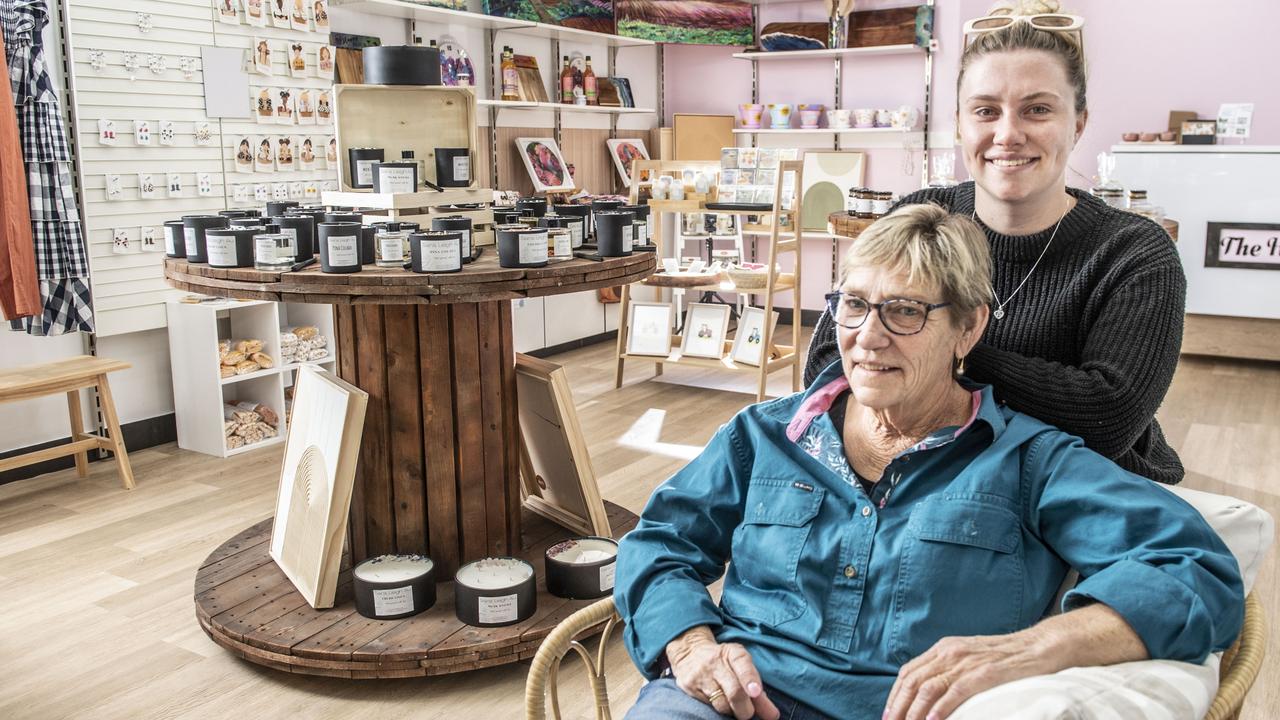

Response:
(801, 151), (866, 231)
(681, 303), (731, 359)
(626, 301), (674, 356)
(269, 366), (368, 609)
(1205, 222), (1280, 271)
(514, 136), (575, 193)
(515, 354), (611, 538)
(606, 138), (650, 188)
(731, 306), (780, 366)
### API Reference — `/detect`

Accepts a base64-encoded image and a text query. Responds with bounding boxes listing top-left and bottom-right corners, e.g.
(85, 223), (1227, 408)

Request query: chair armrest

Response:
(1207, 592), (1267, 720)
(526, 597), (623, 720)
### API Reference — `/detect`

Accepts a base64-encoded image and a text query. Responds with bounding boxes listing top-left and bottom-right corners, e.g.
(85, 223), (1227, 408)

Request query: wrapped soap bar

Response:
(256, 421), (279, 439)
(220, 350), (246, 366)
(290, 325), (319, 340)
(305, 347), (328, 361)
(280, 331), (298, 345)
(234, 359), (260, 375)
(235, 339), (264, 354)
(218, 339), (231, 354)
(226, 435), (245, 450)
(224, 420), (238, 436)
(251, 352), (274, 369)
(220, 365), (236, 379)
(308, 335), (329, 350)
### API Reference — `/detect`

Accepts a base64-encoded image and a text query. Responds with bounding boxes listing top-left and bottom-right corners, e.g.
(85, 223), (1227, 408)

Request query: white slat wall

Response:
(64, 0), (336, 336)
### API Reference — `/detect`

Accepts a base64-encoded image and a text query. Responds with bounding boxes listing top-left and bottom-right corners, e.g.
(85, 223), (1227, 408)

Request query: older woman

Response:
(615, 205), (1242, 720)
(805, 3), (1187, 486)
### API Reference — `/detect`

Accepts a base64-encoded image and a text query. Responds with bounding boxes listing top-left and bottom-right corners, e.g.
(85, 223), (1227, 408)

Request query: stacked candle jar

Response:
(846, 188), (896, 219)
(431, 216), (475, 262)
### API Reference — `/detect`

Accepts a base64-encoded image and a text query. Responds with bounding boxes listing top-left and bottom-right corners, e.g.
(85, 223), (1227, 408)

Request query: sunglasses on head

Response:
(962, 13), (1084, 50)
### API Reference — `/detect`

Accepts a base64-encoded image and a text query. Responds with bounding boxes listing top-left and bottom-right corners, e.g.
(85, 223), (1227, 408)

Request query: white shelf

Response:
(477, 98), (540, 109)
(478, 98), (655, 114)
(505, 22), (656, 48)
(733, 44), (924, 61)
(332, 0), (534, 30)
(733, 127), (908, 135)
(225, 435), (286, 457)
(220, 367), (284, 386)
(282, 356), (335, 371)
(1110, 144), (1280, 154)
(321, 187), (492, 209)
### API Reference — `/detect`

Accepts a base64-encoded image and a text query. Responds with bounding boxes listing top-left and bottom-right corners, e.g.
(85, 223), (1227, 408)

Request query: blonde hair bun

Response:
(987, 0), (1063, 16)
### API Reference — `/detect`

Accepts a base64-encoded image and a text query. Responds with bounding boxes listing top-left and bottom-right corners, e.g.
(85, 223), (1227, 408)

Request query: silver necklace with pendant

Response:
(972, 203), (1069, 321)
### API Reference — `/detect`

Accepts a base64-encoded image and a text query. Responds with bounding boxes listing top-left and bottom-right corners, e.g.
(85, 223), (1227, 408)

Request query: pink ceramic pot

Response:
(799, 104), (824, 129)
(739, 104), (764, 129)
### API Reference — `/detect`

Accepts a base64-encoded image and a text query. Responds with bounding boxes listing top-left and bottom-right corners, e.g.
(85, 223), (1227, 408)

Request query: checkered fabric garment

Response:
(3, 0), (93, 335)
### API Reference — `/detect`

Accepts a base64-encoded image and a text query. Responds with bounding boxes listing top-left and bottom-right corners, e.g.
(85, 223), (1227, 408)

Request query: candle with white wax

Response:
(545, 537), (619, 600)
(454, 557), (537, 627)
(352, 554), (436, 620)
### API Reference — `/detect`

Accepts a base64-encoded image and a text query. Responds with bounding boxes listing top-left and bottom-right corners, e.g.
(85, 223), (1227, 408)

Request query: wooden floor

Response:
(0, 332), (1276, 719)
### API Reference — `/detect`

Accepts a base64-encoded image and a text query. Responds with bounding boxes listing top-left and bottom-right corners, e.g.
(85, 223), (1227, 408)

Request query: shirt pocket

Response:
(889, 497), (1024, 665)
(723, 478), (824, 626)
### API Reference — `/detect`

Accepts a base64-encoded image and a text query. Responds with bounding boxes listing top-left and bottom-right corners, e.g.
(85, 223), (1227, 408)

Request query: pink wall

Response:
(664, 0), (1280, 306)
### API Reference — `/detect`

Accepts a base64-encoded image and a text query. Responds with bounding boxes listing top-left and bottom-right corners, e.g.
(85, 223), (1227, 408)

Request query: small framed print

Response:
(275, 88), (295, 124)
(289, 0), (309, 31)
(233, 184), (252, 202)
(626, 302), (674, 357)
(296, 88), (315, 124)
(288, 43), (307, 77)
(738, 147), (759, 168)
(717, 186), (738, 203)
(197, 171), (215, 196)
(313, 0), (329, 31)
(253, 183), (270, 201)
(166, 172), (183, 197)
(255, 87), (274, 121)
(194, 120), (214, 146)
(141, 225), (164, 252)
(317, 45), (334, 80)
(756, 168), (777, 188)
(720, 169), (738, 185)
(680, 303), (731, 359)
(736, 169), (754, 185)
(97, 118), (118, 145)
(720, 147), (739, 170)
(134, 120), (152, 145)
(778, 148), (800, 162)
(315, 90), (331, 121)
(757, 148), (780, 169)
(253, 37), (273, 75)
(271, 182), (289, 200)
(298, 137), (316, 169)
(112, 228), (134, 254)
(158, 120), (176, 145)
(288, 181), (304, 199)
(243, 0), (267, 26)
(270, 0), (290, 28)
(731, 306), (780, 367)
(275, 135), (294, 171)
(254, 136), (275, 172)
(216, 0), (239, 25)
(104, 174), (123, 201)
(138, 172), (160, 199)
(753, 186), (775, 205)
(234, 136), (254, 173)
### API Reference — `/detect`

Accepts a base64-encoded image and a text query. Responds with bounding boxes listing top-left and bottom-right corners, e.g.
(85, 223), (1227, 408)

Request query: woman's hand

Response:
(665, 626), (780, 720)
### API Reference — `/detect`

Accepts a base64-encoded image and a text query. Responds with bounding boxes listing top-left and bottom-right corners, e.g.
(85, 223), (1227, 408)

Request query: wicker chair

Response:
(525, 593), (1266, 720)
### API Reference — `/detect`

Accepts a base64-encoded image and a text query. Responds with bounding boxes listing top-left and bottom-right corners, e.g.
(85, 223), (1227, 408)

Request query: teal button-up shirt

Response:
(615, 362), (1243, 719)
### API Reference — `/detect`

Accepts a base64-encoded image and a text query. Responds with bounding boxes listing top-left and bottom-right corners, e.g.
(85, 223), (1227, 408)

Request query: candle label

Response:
(568, 223), (583, 247)
(453, 156), (471, 182)
(378, 235), (405, 262)
(255, 236), (293, 263)
(478, 593), (519, 624)
(372, 585), (415, 616)
(184, 227), (198, 255)
(356, 159), (377, 185)
(280, 226), (298, 247)
(206, 235), (238, 266)
(636, 223), (649, 246)
(327, 235), (358, 266)
(622, 229), (633, 253)
(519, 233), (548, 264)
(553, 233), (571, 258)
(872, 199), (891, 214)
(419, 240), (461, 271)
(459, 229), (472, 257)
(599, 563), (616, 593)
(165, 226), (180, 255)
(378, 166), (416, 193)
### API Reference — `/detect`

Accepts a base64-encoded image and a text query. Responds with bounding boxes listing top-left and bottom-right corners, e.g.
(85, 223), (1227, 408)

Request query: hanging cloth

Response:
(3, 0), (94, 336)
(0, 30), (40, 320)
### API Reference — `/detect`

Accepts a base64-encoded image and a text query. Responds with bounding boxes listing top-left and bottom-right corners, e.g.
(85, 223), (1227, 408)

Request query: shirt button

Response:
(844, 565), (857, 578)
(861, 506), (872, 517)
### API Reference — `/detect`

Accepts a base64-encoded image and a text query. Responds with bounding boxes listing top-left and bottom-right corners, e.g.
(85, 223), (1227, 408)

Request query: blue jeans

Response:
(624, 677), (834, 720)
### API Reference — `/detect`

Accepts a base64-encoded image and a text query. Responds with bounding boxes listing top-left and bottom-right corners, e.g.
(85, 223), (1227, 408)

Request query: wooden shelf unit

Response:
(615, 160), (805, 401)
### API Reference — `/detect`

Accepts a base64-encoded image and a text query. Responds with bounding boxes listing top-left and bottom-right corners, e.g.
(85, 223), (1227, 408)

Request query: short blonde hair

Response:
(838, 204), (993, 323)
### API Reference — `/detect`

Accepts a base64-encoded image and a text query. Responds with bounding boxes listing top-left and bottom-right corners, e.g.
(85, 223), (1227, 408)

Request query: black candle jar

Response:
(431, 215), (474, 262)
(164, 220), (186, 258)
(492, 207), (522, 225)
(594, 211), (633, 257)
(272, 214), (315, 261)
(353, 555), (437, 620)
(318, 221), (363, 273)
(538, 215), (580, 252)
(359, 226), (376, 265)
(204, 227), (258, 268)
(229, 217), (267, 228)
(347, 147), (385, 190)
(410, 231), (464, 273)
(181, 215), (229, 263)
(325, 211), (362, 225)
(286, 209), (326, 254)
(622, 204), (653, 247)
(265, 200), (299, 217)
(218, 209), (259, 219)
(372, 161), (419, 193)
(545, 537), (619, 600)
(496, 224), (548, 268)
(516, 197), (548, 218)
(362, 45), (442, 86)
(453, 557), (537, 628)
(434, 147), (472, 188)
(553, 204), (592, 241)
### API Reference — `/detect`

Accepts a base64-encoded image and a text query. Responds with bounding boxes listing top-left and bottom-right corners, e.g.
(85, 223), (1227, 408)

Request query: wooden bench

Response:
(0, 356), (135, 489)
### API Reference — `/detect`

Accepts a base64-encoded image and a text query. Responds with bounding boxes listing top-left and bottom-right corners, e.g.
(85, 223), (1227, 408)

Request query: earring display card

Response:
(158, 120), (176, 145)
(272, 182), (289, 200)
(271, 0), (290, 28)
(234, 184), (252, 202)
(112, 228), (134, 253)
(317, 45), (334, 80)
(276, 135), (294, 171)
(254, 183), (270, 201)
(288, 43), (307, 77)
(289, 181), (304, 199)
(253, 37), (273, 75)
(304, 181), (319, 199)
(167, 173), (184, 197)
(98, 118), (117, 145)
(198, 172), (215, 196)
(296, 88), (315, 124)
(298, 138), (315, 170)
(289, 0), (309, 31)
(256, 87), (274, 121)
(217, 0), (240, 25)
(142, 225), (164, 252)
(134, 120), (152, 145)
(138, 172), (159, 199)
(195, 120), (214, 145)
(275, 88), (295, 124)
(105, 174), (123, 200)
(313, 0), (329, 31)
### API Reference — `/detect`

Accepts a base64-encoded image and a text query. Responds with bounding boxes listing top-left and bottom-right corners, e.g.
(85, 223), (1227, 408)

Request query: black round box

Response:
(347, 148), (385, 190)
(545, 537), (619, 600)
(410, 230), (464, 273)
(271, 214), (315, 261)
(204, 227), (258, 268)
(352, 555), (437, 620)
(431, 215), (474, 261)
(434, 148), (472, 188)
(553, 203), (593, 240)
(454, 557), (537, 628)
(362, 45), (442, 86)
(496, 225), (548, 268)
(594, 211), (633, 257)
(516, 197), (547, 218)
(318, 222), (363, 273)
(492, 207), (522, 225)
(164, 220), (186, 258)
(181, 215), (229, 263)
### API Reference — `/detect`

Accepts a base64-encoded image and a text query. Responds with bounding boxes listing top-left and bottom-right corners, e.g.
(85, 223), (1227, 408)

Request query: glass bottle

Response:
(401, 150), (425, 188)
(559, 56), (573, 104)
(1090, 152), (1125, 207)
(583, 56), (598, 106)
(456, 49), (473, 86)
(500, 46), (519, 101)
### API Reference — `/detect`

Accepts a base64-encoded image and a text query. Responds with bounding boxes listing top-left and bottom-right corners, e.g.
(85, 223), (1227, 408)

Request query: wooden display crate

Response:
(333, 84), (480, 193)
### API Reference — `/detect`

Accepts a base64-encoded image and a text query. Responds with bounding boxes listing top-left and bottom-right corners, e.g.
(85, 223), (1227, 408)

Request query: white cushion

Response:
(956, 489), (1272, 719)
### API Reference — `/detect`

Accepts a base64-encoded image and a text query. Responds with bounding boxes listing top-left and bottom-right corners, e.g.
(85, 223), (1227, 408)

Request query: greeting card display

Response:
(216, 0), (239, 24)
(235, 136), (254, 173)
(253, 37), (273, 75)
(317, 45), (334, 79)
(254, 136), (275, 172)
(243, 0), (267, 27)
(276, 135), (295, 171)
(288, 43), (307, 77)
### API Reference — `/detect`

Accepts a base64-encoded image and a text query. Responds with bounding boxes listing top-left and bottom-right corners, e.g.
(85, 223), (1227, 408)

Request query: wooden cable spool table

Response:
(166, 251), (654, 677)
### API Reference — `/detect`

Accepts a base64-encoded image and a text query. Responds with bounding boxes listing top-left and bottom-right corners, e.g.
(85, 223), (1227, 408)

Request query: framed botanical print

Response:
(626, 302), (674, 357)
(515, 136), (574, 193)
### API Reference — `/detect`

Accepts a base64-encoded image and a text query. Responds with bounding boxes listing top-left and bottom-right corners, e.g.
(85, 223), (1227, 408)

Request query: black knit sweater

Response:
(804, 182), (1187, 484)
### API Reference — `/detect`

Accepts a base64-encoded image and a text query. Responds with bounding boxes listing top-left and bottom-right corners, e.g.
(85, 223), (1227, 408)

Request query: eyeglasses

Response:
(825, 292), (951, 336)
(962, 13), (1085, 50)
